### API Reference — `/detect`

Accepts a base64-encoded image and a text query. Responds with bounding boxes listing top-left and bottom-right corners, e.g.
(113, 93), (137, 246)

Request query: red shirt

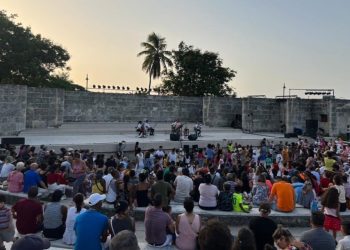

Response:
(47, 172), (67, 185)
(12, 198), (43, 234)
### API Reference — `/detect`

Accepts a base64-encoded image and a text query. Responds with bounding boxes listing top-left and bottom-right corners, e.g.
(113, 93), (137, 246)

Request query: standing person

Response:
(43, 190), (67, 239)
(198, 174), (219, 210)
(151, 170), (174, 207)
(0, 195), (15, 250)
(174, 168), (193, 203)
(248, 203), (277, 250)
(11, 186), (43, 235)
(300, 211), (336, 250)
(63, 193), (86, 245)
(334, 174), (347, 212)
(321, 187), (341, 239)
(7, 162), (25, 193)
(74, 193), (109, 250)
(145, 193), (175, 247)
(110, 200), (135, 237)
(175, 198), (201, 250)
(72, 153), (87, 196)
(135, 148), (145, 174)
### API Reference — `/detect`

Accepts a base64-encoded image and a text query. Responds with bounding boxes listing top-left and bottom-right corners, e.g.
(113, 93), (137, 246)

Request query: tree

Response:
(160, 42), (236, 96)
(0, 10), (77, 90)
(137, 32), (173, 93)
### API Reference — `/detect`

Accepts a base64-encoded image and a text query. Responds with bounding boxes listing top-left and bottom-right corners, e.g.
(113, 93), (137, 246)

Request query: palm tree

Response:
(137, 32), (173, 93)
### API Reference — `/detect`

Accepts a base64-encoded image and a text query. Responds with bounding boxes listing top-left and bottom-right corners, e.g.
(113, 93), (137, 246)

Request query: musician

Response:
(194, 122), (202, 137)
(171, 120), (183, 135)
(144, 120), (155, 136)
(136, 121), (145, 137)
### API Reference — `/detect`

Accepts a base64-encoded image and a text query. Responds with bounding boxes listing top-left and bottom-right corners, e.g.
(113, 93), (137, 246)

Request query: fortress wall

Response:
(1, 84), (350, 137)
(26, 87), (65, 128)
(202, 97), (242, 127)
(0, 84), (27, 135)
(63, 91), (203, 123)
(242, 98), (281, 132)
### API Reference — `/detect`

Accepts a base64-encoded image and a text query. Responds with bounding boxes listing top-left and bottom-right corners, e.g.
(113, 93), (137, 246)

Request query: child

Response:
(333, 174), (347, 212)
(338, 221), (350, 249)
(232, 185), (251, 213)
(218, 183), (233, 211)
(321, 187), (341, 239)
(0, 194), (15, 250)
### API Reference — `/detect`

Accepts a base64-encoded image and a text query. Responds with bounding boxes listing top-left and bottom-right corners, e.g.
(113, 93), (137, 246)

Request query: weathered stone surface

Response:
(1, 84), (350, 137)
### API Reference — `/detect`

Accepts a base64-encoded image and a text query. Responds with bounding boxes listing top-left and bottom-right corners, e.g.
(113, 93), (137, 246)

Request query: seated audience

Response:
(0, 194), (15, 250)
(232, 227), (256, 250)
(268, 176), (295, 212)
(109, 230), (140, 250)
(271, 225), (311, 250)
(174, 168), (193, 203)
(110, 200), (135, 237)
(10, 234), (50, 250)
(176, 198), (201, 250)
(198, 220), (233, 250)
(7, 162), (25, 193)
(232, 185), (251, 213)
(218, 183), (233, 211)
(338, 221), (350, 250)
(248, 203), (277, 250)
(63, 193), (86, 245)
(11, 186), (43, 235)
(144, 193), (175, 247)
(300, 211), (336, 250)
(198, 174), (219, 210)
(251, 174), (269, 206)
(43, 189), (67, 239)
(23, 163), (47, 193)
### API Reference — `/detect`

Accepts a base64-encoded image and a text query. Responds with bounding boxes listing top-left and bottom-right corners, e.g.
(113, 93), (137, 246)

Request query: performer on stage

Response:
(194, 122), (202, 137)
(136, 121), (146, 138)
(171, 120), (183, 135)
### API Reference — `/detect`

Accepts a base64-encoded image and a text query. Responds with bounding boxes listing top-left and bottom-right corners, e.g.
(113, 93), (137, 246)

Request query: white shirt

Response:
(174, 175), (193, 202)
(337, 235), (350, 250)
(199, 183), (219, 207)
(0, 163), (15, 178)
(168, 152), (177, 163)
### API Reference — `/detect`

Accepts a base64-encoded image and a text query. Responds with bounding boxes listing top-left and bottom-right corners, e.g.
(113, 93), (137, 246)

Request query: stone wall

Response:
(1, 84), (350, 137)
(202, 97), (242, 127)
(242, 98), (281, 132)
(26, 87), (65, 128)
(0, 84), (27, 135)
(63, 91), (203, 123)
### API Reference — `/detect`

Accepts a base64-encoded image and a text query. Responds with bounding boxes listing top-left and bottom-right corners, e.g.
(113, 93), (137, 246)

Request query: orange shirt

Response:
(270, 181), (295, 212)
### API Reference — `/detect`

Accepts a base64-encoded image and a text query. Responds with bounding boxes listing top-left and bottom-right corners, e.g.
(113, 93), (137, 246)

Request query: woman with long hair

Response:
(176, 198), (201, 250)
(232, 227), (256, 250)
(63, 193), (86, 245)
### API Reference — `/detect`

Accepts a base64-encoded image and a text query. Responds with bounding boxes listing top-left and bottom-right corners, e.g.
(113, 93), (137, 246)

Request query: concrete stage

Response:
(15, 122), (299, 153)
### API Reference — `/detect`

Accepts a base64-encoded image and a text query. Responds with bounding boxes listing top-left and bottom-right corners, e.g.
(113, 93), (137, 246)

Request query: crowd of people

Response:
(0, 135), (350, 249)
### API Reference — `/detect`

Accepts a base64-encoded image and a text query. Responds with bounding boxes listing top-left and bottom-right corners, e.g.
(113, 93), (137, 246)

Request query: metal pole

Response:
(85, 74), (89, 90)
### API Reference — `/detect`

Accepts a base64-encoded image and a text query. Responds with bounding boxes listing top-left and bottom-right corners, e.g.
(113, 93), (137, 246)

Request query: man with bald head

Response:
(23, 163), (47, 193)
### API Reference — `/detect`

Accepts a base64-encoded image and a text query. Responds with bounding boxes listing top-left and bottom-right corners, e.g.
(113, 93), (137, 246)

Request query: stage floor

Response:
(16, 122), (294, 153)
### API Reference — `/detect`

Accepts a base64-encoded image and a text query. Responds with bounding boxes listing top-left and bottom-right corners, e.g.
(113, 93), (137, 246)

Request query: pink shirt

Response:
(7, 171), (24, 193)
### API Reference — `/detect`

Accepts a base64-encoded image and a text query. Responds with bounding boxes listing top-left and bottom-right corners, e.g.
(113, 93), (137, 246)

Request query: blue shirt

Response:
(74, 210), (109, 250)
(23, 170), (42, 193)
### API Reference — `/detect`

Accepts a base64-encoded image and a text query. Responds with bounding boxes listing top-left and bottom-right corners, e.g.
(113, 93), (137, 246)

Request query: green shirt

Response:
(232, 192), (243, 212)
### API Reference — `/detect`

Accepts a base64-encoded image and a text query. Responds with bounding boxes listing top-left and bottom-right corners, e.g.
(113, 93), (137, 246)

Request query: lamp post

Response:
(85, 74), (89, 90)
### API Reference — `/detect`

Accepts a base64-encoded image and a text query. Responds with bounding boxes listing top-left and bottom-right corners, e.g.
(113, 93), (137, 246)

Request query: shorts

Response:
(324, 214), (341, 231)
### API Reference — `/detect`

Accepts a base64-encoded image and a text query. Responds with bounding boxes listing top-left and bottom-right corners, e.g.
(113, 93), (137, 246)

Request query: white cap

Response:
(67, 147), (74, 152)
(87, 193), (106, 206)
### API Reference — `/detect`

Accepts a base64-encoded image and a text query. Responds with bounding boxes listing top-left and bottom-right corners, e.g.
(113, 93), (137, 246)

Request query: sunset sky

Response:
(2, 0), (349, 98)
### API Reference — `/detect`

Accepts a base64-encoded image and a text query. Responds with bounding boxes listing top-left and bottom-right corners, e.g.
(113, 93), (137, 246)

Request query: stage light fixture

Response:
(117, 86), (120, 90)
(98, 85), (101, 89)
(112, 86), (115, 90)
(122, 86), (125, 90)
(136, 87), (139, 91)
(127, 87), (130, 90)
(102, 85), (106, 89)
(93, 85), (96, 88)
(107, 86), (110, 89)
